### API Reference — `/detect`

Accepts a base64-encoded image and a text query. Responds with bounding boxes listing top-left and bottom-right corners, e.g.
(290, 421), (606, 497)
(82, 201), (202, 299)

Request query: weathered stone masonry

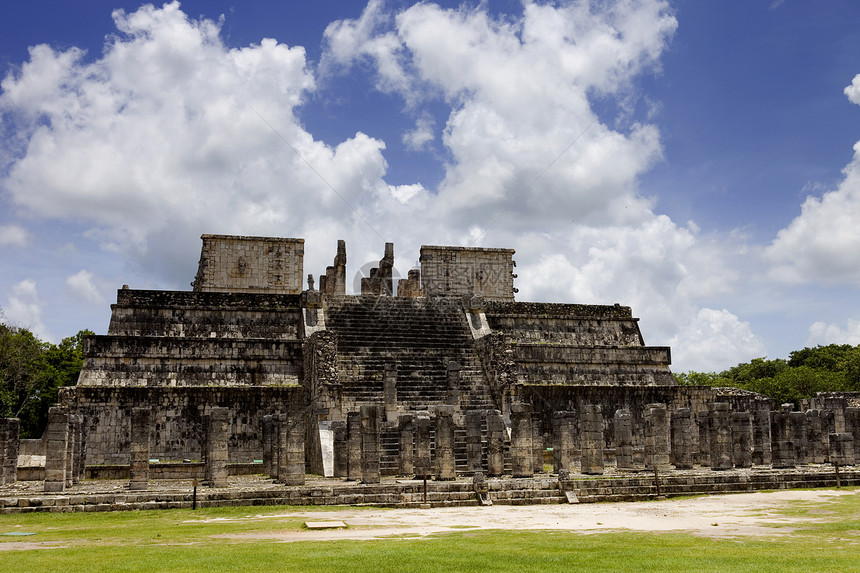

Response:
(48, 234), (857, 492)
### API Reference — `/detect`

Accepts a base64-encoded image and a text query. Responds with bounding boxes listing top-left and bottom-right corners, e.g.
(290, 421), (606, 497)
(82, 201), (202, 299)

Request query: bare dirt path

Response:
(211, 489), (855, 543)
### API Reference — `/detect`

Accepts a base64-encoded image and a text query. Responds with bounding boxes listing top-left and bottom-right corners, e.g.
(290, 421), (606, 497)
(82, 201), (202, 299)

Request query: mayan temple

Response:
(2, 231), (848, 508)
(60, 233), (685, 471)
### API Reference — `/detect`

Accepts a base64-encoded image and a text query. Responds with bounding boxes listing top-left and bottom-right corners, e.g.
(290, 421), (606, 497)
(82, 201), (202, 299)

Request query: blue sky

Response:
(2, 0), (860, 373)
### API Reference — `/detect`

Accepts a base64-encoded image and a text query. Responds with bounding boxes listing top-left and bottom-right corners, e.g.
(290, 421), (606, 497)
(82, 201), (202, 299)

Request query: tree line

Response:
(674, 344), (860, 406)
(0, 310), (91, 438)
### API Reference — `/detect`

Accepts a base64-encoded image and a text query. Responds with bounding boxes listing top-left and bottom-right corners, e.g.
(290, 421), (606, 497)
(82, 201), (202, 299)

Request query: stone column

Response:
(205, 407), (229, 488)
(65, 414), (76, 488)
(275, 414), (287, 481)
(1, 419), (19, 485)
(415, 411), (432, 478)
(829, 433), (855, 466)
(466, 410), (483, 474)
(510, 403), (534, 477)
(822, 408), (838, 440)
(732, 411), (753, 469)
(281, 412), (305, 486)
(531, 413), (544, 473)
(44, 407), (69, 492)
(752, 405), (772, 466)
(580, 404), (604, 475)
(644, 403), (670, 471)
(346, 411), (361, 481)
(696, 410), (711, 466)
(72, 415), (84, 484)
(708, 402), (733, 470)
(670, 408), (694, 469)
(383, 363), (398, 423)
(806, 410), (826, 464)
(771, 405), (795, 468)
(77, 418), (87, 483)
(360, 404), (380, 484)
(446, 362), (460, 406)
(846, 407), (860, 462)
(486, 410), (506, 477)
(789, 411), (807, 466)
(262, 415), (274, 476)
(398, 415), (414, 476)
(279, 413), (302, 483)
(332, 420), (348, 478)
(129, 408), (151, 491)
(434, 406), (456, 480)
(614, 409), (633, 470)
(552, 411), (574, 473)
(269, 415), (281, 481)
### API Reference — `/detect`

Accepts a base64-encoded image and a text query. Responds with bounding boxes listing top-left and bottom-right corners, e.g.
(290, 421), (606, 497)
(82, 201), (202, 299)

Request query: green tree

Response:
(788, 344), (854, 371)
(722, 357), (788, 384)
(676, 344), (860, 407)
(0, 315), (91, 438)
(673, 371), (728, 386)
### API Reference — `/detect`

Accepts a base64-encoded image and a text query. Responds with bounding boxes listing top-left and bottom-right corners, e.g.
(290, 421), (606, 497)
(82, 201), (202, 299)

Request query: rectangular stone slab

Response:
(304, 521), (347, 530)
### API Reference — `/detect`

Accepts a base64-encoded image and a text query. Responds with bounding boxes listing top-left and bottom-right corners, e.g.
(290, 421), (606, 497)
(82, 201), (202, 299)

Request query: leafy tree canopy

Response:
(0, 311), (92, 438)
(674, 344), (860, 406)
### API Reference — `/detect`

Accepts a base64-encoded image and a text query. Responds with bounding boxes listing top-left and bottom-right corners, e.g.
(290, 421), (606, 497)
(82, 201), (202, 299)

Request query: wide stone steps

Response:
(322, 295), (498, 457)
(5, 467), (857, 512)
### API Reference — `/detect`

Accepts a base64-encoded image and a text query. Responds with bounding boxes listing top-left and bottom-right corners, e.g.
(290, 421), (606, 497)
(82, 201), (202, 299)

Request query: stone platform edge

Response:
(0, 466), (858, 514)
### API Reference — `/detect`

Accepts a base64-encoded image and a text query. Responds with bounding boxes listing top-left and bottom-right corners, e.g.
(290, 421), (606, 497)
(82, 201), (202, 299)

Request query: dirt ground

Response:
(208, 489), (855, 543)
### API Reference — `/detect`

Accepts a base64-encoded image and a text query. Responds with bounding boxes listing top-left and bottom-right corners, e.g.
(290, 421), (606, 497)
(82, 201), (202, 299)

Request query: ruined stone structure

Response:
(42, 234), (856, 495)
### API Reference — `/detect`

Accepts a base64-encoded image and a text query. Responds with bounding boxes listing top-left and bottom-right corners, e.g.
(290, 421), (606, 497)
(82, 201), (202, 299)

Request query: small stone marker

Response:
(305, 521), (347, 530)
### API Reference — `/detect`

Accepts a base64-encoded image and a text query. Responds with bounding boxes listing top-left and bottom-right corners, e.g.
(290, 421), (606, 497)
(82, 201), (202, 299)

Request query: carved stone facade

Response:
(419, 245), (516, 301)
(52, 234), (858, 487)
(192, 234), (304, 294)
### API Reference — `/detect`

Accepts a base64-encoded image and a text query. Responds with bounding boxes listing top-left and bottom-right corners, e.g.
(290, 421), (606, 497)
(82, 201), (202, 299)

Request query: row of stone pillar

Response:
(348, 401), (859, 480)
(261, 411), (306, 486)
(44, 406), (85, 492)
(128, 406), (239, 491)
(605, 402), (857, 473)
(768, 405), (860, 469)
(327, 403), (676, 480)
(329, 405), (476, 482)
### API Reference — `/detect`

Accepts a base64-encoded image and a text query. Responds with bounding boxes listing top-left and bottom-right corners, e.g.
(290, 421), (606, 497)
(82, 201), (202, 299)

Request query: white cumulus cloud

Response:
(0, 224), (29, 247)
(0, 1), (770, 372)
(4, 279), (51, 340)
(807, 319), (860, 347)
(766, 76), (860, 285)
(66, 269), (104, 305)
(402, 115), (434, 151)
(668, 308), (767, 373)
(844, 73), (860, 105)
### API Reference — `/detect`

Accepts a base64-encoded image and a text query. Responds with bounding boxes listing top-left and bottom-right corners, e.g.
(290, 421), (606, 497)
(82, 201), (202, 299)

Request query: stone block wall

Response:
(72, 386), (303, 465)
(482, 301), (673, 387)
(192, 235), (304, 294)
(107, 290), (302, 339)
(78, 337), (303, 387)
(484, 302), (643, 346)
(419, 246), (516, 301)
(509, 344), (674, 386)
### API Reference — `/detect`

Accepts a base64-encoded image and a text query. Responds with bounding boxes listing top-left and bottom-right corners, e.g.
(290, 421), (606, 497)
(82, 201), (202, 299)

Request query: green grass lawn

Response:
(0, 492), (857, 572)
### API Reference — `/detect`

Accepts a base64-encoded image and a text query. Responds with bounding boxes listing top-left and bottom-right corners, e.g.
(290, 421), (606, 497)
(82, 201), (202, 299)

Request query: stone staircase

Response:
(6, 467), (857, 512)
(323, 296), (495, 412)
